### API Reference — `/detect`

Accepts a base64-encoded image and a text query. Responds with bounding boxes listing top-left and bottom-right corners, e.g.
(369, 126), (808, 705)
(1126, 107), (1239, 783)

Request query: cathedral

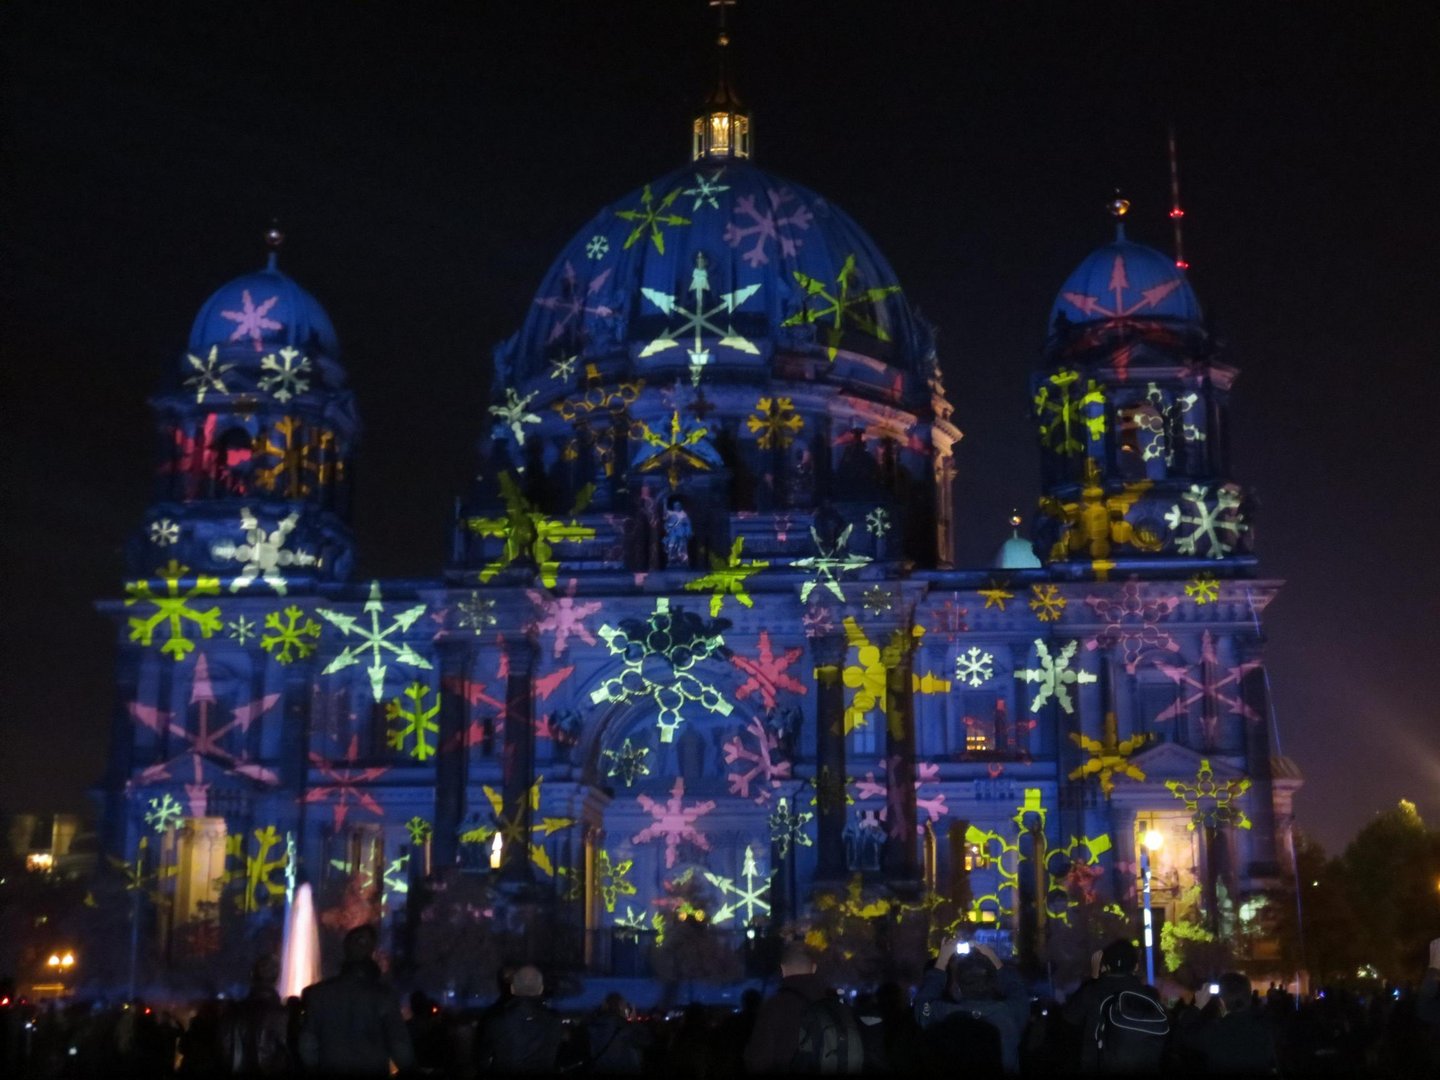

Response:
(97, 51), (1299, 984)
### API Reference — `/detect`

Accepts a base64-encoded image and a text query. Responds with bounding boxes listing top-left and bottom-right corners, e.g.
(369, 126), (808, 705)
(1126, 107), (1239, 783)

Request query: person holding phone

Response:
(913, 935), (1030, 1074)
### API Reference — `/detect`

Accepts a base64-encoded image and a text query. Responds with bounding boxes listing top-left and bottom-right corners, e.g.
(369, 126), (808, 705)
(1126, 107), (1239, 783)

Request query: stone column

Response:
(1238, 644), (1280, 878)
(500, 636), (538, 882)
(809, 632), (848, 881)
(432, 640), (472, 870)
(881, 633), (920, 883)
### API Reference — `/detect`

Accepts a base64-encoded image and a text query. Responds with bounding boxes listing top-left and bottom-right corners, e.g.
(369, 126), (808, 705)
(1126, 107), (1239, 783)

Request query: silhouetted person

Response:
(477, 964), (564, 1073)
(587, 991), (647, 1074)
(915, 937), (1028, 1075)
(298, 924), (413, 1076)
(1182, 972), (1277, 1074)
(215, 956), (291, 1075)
(743, 941), (841, 1073)
(1062, 938), (1165, 1073)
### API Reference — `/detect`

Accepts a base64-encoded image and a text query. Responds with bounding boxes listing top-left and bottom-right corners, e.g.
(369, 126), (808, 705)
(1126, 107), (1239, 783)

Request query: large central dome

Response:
(495, 160), (931, 397)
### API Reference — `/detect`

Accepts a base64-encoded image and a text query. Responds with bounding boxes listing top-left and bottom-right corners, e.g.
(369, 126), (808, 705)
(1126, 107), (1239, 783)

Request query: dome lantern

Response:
(692, 1), (751, 162)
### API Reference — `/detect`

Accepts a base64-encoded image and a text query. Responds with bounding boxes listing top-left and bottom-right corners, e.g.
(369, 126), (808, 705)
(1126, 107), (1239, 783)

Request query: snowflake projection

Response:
(183, 346), (234, 403)
(638, 253), (761, 384)
(220, 289), (282, 350)
(681, 169), (730, 211)
(705, 845), (772, 924)
(731, 630), (806, 709)
(854, 758), (948, 835)
(590, 598), (732, 743)
(303, 737), (388, 827)
(1085, 581), (1181, 672)
(614, 905), (653, 938)
(226, 616), (256, 646)
(459, 778), (575, 877)
(745, 395), (804, 450)
(801, 599), (835, 637)
(585, 234), (609, 260)
(806, 765), (855, 815)
(794, 525), (871, 603)
(1185, 573), (1220, 605)
(1124, 382), (1204, 466)
(978, 579), (1015, 611)
(488, 388), (543, 457)
(130, 654), (280, 812)
(865, 507), (891, 538)
(1045, 833), (1114, 923)
(259, 605), (321, 664)
(1167, 759), (1252, 831)
(318, 581), (433, 702)
(1028, 584), (1068, 623)
(617, 183), (691, 254)
(126, 560), (223, 660)
(1016, 639), (1096, 715)
(405, 816), (434, 845)
(782, 252), (900, 362)
(382, 855), (410, 900)
(548, 352), (578, 382)
(686, 536), (768, 616)
(149, 518), (180, 546)
(1068, 712), (1150, 796)
(211, 508), (317, 594)
(928, 597), (970, 639)
(1165, 484), (1249, 559)
(252, 417), (342, 497)
(527, 579), (602, 657)
(954, 646), (995, 688)
(257, 347), (311, 403)
(1039, 460), (1160, 569)
(1062, 250), (1187, 320)
(1153, 630), (1264, 739)
(632, 778), (716, 868)
(723, 716), (793, 805)
(533, 260), (615, 346)
(453, 591), (499, 631)
(964, 788), (1046, 920)
(723, 186), (814, 267)
(553, 370), (644, 478)
(224, 824), (289, 912)
(835, 618), (948, 736)
(587, 848), (636, 913)
(602, 737), (651, 788)
(769, 797), (814, 858)
(1034, 368), (1106, 456)
(144, 794), (183, 833)
(466, 472), (596, 588)
(384, 682), (440, 761)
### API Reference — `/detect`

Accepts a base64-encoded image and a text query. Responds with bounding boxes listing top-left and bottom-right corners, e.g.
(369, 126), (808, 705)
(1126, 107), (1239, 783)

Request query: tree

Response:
(1338, 800), (1440, 980)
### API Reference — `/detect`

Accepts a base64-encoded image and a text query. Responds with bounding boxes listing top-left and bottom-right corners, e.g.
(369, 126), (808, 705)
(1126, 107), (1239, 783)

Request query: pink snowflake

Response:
(928, 597), (970, 639)
(532, 261), (614, 344)
(722, 716), (793, 805)
(853, 758), (947, 836)
(220, 290), (282, 351)
(801, 601), (835, 636)
(1153, 630), (1264, 743)
(632, 778), (716, 868)
(303, 735), (388, 828)
(723, 188), (814, 267)
(731, 631), (807, 709)
(527, 580), (602, 658)
(1084, 580), (1181, 672)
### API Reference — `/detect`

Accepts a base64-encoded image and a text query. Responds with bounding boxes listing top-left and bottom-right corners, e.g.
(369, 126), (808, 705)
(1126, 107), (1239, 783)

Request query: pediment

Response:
(1127, 741), (1246, 781)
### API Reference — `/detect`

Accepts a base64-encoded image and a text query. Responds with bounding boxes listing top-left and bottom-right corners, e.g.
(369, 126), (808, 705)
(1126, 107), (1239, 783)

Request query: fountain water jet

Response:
(279, 882), (320, 999)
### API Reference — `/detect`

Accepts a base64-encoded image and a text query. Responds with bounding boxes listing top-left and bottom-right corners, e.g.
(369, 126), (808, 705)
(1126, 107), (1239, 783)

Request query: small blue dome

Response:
(497, 160), (930, 392)
(189, 255), (340, 358)
(995, 532), (1041, 570)
(1050, 236), (1201, 331)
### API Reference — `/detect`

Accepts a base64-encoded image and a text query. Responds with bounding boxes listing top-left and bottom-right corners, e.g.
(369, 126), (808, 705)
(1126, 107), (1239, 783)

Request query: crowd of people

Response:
(2, 928), (1438, 1077)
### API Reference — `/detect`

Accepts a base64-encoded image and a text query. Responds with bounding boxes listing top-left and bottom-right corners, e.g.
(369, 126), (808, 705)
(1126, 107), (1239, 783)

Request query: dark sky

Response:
(2, 2), (1436, 855)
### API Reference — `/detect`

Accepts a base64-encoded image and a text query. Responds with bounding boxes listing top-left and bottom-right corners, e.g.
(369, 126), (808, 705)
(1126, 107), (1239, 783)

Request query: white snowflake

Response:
(227, 616), (256, 645)
(638, 252), (760, 384)
(681, 169), (730, 211)
(723, 187), (814, 267)
(722, 716), (792, 805)
(704, 845), (771, 924)
(317, 581), (433, 702)
(183, 346), (233, 403)
(257, 346), (311, 403)
(955, 646), (994, 688)
(1164, 484), (1249, 559)
(586, 234), (610, 260)
(1016, 639), (1096, 715)
(865, 507), (891, 537)
(793, 525), (871, 604)
(210, 507), (317, 595)
(548, 353), (578, 382)
(149, 519), (180, 546)
(489, 387), (542, 451)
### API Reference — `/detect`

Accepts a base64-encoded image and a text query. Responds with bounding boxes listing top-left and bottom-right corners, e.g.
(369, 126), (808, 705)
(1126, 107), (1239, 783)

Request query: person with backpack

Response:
(742, 940), (866, 1074)
(1062, 938), (1168, 1074)
(1180, 972), (1278, 1074)
(476, 964), (567, 1074)
(914, 935), (1030, 1075)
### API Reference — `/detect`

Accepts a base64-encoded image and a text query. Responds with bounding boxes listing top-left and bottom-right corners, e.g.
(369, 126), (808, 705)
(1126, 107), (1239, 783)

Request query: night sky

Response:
(2, 3), (1435, 855)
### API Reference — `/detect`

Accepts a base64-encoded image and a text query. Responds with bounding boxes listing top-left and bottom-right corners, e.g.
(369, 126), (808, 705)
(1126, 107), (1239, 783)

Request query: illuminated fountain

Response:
(278, 882), (320, 999)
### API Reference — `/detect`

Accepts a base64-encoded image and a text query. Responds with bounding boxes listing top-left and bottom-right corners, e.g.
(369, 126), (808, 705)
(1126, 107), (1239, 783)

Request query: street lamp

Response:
(1141, 829), (1164, 986)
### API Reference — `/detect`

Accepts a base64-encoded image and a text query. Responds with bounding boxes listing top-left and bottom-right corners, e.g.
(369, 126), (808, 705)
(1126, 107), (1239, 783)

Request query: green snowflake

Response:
(685, 536), (767, 616)
(1034, 368), (1105, 456)
(595, 849), (637, 913)
(225, 824), (289, 913)
(318, 581), (433, 701)
(405, 816), (433, 845)
(125, 560), (223, 660)
(616, 183), (691, 254)
(144, 794), (183, 833)
(261, 605), (321, 664)
(781, 253), (901, 362)
(769, 796), (814, 858)
(602, 737), (652, 787)
(1167, 759), (1252, 831)
(466, 473), (596, 588)
(385, 683), (440, 761)
(705, 844), (771, 924)
(590, 598), (733, 743)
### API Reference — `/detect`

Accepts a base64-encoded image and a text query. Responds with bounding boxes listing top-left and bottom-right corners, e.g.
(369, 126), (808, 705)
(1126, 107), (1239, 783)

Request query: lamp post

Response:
(1141, 828), (1164, 986)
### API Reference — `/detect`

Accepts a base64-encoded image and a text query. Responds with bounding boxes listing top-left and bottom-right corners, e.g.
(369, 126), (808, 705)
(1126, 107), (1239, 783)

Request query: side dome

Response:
(496, 160), (931, 396)
(1049, 238), (1201, 331)
(188, 254), (341, 360)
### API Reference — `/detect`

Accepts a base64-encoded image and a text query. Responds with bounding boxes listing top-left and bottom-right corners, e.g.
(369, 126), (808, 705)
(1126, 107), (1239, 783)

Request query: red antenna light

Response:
(1168, 124), (1188, 271)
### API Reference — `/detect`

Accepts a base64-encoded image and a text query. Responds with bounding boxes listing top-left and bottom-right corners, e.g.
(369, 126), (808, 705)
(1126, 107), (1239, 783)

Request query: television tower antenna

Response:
(1168, 124), (1189, 270)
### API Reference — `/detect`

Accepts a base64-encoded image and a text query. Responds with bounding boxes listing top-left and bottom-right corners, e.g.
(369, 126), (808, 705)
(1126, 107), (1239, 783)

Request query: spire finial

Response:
(264, 219), (284, 270)
(693, 1), (750, 161)
(1107, 189), (1130, 241)
(1167, 124), (1189, 270)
